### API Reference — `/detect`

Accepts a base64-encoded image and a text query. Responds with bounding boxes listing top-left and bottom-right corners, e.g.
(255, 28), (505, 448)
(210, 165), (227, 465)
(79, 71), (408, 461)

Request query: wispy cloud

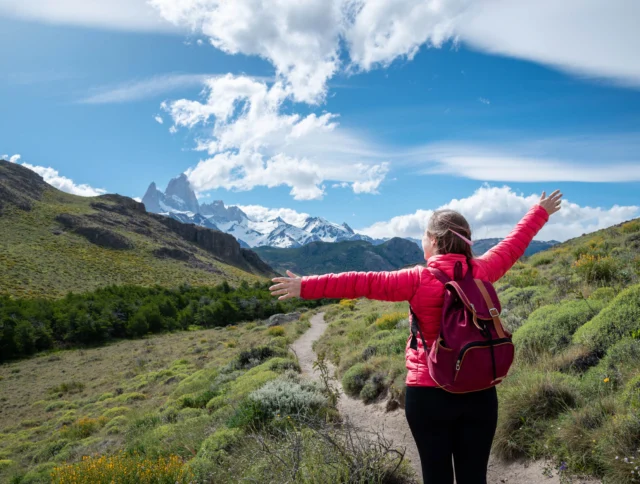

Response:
(79, 73), (215, 104)
(478, 97), (490, 105)
(408, 135), (640, 182)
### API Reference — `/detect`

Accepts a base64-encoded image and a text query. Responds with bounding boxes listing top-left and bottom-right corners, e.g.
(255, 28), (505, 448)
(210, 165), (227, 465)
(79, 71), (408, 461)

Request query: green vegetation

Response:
(0, 161), (271, 299)
(0, 282), (328, 361)
(316, 217), (640, 482)
(0, 311), (414, 483)
(254, 237), (423, 275)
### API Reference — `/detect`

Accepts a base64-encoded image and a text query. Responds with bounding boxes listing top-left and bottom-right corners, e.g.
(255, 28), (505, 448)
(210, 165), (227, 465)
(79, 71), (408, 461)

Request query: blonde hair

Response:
(426, 209), (473, 260)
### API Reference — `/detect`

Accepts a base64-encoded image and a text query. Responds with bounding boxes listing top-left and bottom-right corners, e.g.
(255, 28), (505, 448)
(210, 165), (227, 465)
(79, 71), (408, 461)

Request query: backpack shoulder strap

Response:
(426, 267), (451, 285)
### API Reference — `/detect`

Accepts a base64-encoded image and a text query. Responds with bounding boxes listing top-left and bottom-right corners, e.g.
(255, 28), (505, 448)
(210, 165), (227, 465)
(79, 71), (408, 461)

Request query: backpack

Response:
(409, 260), (514, 393)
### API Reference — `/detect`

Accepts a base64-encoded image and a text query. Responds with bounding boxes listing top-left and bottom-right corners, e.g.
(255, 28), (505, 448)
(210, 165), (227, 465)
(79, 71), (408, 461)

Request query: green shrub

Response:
(373, 312), (406, 331)
(573, 284), (640, 353)
(60, 416), (108, 440)
(267, 357), (301, 373)
(364, 312), (380, 325)
(574, 254), (621, 283)
(501, 265), (542, 288)
(360, 373), (385, 403)
(48, 381), (85, 395)
(342, 363), (373, 398)
(266, 326), (286, 337)
(0, 459), (14, 471)
(621, 220), (640, 234)
(102, 406), (130, 418)
(514, 300), (604, 359)
(178, 389), (217, 409)
(581, 338), (640, 398)
(594, 412), (640, 483)
(589, 287), (616, 303)
(198, 427), (242, 460)
(622, 375), (640, 410)
(248, 376), (326, 420)
(494, 371), (579, 460)
(529, 252), (555, 267)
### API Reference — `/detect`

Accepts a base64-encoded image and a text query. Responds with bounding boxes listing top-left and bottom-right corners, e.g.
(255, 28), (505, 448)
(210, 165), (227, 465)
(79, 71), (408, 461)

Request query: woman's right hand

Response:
(539, 190), (563, 216)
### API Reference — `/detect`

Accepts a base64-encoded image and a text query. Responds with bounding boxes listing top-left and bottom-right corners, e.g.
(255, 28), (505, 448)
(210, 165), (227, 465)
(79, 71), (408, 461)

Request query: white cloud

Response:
(411, 137), (640, 182)
(358, 185), (640, 242)
(154, 115), (164, 124)
(478, 97), (490, 105)
(7, 153), (107, 197)
(165, 74), (390, 200)
(0, 0), (175, 33)
(79, 73), (230, 104)
(149, 0), (343, 104)
(236, 204), (310, 227)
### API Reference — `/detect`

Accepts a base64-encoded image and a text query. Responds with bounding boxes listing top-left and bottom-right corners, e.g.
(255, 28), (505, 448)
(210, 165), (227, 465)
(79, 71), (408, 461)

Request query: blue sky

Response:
(1, 0), (639, 242)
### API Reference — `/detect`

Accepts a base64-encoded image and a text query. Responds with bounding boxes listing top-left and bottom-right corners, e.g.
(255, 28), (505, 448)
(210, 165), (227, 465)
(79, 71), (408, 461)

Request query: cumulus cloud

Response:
(358, 185), (640, 242)
(6, 153), (107, 197)
(164, 74), (390, 200)
(154, 115), (164, 124)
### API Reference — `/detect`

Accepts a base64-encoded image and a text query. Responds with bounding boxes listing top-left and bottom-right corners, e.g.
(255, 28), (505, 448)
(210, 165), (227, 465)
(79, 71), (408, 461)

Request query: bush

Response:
(51, 452), (193, 484)
(198, 428), (242, 460)
(342, 363), (373, 397)
(267, 357), (301, 373)
(248, 377), (327, 420)
(581, 338), (640, 398)
(501, 265), (542, 288)
(373, 312), (406, 331)
(60, 416), (108, 440)
(622, 375), (640, 410)
(573, 284), (640, 353)
(494, 371), (579, 460)
(514, 300), (604, 360)
(589, 287), (616, 303)
(339, 299), (356, 311)
(574, 254), (620, 283)
(621, 220), (640, 234)
(360, 373), (385, 403)
(266, 326), (286, 337)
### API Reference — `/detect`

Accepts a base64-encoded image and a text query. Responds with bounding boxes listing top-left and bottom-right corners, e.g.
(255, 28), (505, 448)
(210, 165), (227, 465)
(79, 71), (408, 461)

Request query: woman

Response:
(269, 190), (563, 484)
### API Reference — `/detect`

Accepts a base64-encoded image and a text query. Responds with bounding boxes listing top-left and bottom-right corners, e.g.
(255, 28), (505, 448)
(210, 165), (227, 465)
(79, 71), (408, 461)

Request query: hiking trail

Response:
(292, 312), (599, 484)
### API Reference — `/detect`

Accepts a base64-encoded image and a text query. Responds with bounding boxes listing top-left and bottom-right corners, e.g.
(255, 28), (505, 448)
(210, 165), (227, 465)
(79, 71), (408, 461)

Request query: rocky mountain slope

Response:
(142, 175), (374, 248)
(254, 237), (425, 275)
(0, 160), (275, 298)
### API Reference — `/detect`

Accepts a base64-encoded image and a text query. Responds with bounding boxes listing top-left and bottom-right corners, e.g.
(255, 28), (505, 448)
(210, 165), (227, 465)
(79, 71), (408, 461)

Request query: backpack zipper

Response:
(454, 338), (512, 375)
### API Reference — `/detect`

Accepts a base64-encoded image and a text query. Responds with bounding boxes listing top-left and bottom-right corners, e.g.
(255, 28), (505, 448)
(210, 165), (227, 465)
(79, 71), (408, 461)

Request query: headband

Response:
(449, 229), (473, 246)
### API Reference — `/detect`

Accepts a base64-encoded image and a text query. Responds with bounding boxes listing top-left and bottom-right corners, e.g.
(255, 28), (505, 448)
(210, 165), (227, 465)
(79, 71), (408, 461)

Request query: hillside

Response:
(0, 160), (275, 298)
(472, 238), (558, 257)
(254, 237), (424, 275)
(314, 217), (640, 483)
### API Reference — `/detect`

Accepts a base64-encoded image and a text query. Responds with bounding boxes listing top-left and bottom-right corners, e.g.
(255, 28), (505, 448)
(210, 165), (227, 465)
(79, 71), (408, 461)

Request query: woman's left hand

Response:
(270, 270), (302, 300)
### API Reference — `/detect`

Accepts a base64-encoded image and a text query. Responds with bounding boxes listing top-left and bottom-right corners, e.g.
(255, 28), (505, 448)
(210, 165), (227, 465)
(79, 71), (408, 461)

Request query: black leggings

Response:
(405, 386), (498, 484)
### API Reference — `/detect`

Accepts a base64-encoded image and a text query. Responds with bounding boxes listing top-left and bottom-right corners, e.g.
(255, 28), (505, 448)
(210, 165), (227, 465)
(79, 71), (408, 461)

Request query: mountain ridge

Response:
(0, 160), (275, 298)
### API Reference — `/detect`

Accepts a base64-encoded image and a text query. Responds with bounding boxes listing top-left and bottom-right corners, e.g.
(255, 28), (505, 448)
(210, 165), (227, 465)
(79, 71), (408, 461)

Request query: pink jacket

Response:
(300, 205), (550, 387)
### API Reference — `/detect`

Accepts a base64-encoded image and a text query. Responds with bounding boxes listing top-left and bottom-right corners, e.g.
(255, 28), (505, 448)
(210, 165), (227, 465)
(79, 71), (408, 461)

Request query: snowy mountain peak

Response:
(141, 172), (376, 249)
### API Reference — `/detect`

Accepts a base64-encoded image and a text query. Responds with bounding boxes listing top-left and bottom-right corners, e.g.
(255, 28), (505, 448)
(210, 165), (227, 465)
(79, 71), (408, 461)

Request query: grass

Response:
(0, 314), (311, 483)
(0, 309), (414, 484)
(0, 188), (264, 299)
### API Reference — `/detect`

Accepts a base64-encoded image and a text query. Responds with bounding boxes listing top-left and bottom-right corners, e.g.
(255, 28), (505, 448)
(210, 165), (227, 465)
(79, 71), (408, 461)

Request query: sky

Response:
(1, 0), (639, 242)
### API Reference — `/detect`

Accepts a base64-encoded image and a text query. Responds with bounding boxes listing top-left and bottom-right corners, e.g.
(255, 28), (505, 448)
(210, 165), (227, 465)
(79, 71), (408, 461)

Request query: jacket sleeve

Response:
(477, 204), (549, 283)
(300, 266), (421, 302)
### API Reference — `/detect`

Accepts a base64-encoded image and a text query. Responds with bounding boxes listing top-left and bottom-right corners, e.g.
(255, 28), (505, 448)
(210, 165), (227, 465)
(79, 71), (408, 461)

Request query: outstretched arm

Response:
(477, 190), (562, 282)
(270, 267), (421, 302)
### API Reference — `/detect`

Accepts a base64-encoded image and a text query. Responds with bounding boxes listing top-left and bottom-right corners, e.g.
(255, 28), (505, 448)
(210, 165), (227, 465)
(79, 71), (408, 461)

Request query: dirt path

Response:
(293, 312), (599, 484)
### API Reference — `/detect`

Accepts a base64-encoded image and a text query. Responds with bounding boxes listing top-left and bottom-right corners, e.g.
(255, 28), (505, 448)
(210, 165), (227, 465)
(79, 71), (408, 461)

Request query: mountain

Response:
(141, 175), (374, 249)
(471, 238), (559, 257)
(0, 160), (275, 298)
(254, 237), (424, 275)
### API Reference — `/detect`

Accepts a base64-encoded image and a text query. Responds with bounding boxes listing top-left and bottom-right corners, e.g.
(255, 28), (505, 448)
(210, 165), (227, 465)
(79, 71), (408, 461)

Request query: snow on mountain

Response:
(141, 175), (383, 249)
